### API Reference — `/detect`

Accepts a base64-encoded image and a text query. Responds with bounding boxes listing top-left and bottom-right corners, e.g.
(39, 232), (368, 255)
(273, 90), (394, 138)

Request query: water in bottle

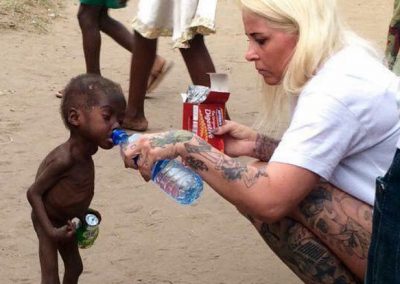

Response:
(111, 129), (203, 205)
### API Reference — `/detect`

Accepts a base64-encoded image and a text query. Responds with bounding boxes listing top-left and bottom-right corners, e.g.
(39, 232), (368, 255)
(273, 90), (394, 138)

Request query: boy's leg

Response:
(32, 215), (60, 284)
(59, 240), (83, 284)
(247, 182), (371, 282)
(179, 34), (215, 87)
(77, 4), (103, 74)
(123, 31), (157, 131)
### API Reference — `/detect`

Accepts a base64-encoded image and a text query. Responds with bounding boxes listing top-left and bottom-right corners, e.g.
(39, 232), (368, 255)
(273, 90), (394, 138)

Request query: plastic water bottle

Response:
(112, 129), (203, 205)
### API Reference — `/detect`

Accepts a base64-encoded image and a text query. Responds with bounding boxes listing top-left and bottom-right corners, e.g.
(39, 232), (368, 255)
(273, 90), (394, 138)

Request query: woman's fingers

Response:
(212, 120), (235, 135)
(136, 149), (153, 181)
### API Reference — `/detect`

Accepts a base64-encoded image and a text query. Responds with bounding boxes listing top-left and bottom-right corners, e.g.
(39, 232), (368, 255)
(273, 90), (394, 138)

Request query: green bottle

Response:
(72, 213), (100, 249)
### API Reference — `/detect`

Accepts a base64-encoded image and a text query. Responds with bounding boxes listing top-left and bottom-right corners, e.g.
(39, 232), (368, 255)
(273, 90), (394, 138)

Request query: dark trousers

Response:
(366, 149), (400, 283)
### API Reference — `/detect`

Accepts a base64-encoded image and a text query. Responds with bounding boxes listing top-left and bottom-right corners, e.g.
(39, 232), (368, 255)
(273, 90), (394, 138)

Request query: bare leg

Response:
(59, 240), (83, 284)
(247, 182), (371, 283)
(253, 218), (360, 283)
(123, 31), (157, 131)
(292, 183), (372, 279)
(179, 35), (230, 119)
(77, 4), (102, 75)
(98, 8), (133, 52)
(98, 8), (166, 78)
(32, 214), (61, 284)
(179, 34), (215, 86)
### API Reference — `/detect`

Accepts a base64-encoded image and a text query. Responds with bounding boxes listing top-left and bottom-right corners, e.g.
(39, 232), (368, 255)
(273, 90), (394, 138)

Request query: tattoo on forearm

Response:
(185, 156), (208, 171)
(150, 130), (193, 148)
(242, 167), (268, 188)
(184, 136), (268, 188)
(184, 136), (212, 152)
(254, 134), (279, 161)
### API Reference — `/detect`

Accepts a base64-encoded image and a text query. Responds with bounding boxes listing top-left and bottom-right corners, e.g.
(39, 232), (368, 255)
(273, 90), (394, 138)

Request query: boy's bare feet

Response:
(122, 116), (148, 131)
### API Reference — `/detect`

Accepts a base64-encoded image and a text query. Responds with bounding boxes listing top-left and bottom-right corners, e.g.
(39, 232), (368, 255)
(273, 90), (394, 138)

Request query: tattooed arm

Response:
(123, 129), (319, 223)
(212, 120), (279, 161)
(176, 134), (320, 223)
(253, 133), (279, 161)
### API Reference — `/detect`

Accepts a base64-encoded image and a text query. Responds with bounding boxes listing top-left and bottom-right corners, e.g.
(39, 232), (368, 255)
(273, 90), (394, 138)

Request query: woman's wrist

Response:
(172, 130), (194, 159)
(252, 133), (280, 161)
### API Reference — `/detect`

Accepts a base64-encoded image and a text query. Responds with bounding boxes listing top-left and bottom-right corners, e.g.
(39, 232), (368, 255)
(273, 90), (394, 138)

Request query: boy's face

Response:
(80, 94), (126, 149)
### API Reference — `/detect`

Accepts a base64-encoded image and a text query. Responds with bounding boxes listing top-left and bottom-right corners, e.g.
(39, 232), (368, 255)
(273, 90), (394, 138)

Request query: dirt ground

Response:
(0, 1), (392, 283)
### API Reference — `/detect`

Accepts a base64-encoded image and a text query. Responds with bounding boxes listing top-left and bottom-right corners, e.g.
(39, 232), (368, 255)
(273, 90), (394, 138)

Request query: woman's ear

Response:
(68, 108), (81, 127)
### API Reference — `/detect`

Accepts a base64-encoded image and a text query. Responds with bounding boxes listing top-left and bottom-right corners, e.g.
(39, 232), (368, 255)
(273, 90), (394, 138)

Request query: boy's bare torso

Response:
(36, 143), (95, 226)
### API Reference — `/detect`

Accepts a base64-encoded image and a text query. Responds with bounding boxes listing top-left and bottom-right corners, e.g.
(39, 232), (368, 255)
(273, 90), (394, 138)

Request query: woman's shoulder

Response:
(303, 45), (398, 102)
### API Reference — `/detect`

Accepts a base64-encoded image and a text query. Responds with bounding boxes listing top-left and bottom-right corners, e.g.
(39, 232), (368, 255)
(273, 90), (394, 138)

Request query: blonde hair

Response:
(240, 0), (376, 138)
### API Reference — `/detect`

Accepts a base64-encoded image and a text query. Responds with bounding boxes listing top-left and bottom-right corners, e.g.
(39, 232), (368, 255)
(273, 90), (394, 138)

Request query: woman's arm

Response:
(178, 134), (320, 223)
(125, 129), (320, 223)
(212, 120), (280, 161)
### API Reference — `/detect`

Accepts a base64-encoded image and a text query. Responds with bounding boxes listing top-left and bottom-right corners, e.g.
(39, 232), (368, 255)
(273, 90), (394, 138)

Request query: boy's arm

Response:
(27, 156), (73, 239)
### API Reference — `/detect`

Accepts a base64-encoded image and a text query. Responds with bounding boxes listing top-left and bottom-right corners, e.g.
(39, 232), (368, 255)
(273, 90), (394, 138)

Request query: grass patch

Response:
(0, 0), (65, 32)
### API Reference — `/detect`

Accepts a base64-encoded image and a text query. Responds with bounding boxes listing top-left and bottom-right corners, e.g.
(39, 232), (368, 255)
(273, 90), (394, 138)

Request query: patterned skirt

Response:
(132, 0), (217, 48)
(386, 0), (400, 75)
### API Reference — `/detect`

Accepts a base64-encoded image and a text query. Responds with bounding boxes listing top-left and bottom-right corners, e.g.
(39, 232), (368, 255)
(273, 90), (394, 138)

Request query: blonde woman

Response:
(121, 0), (400, 282)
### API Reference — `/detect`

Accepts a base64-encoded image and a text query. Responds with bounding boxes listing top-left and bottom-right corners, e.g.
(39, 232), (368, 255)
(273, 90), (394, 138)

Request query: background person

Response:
(57, 0), (168, 98)
(123, 0), (217, 131)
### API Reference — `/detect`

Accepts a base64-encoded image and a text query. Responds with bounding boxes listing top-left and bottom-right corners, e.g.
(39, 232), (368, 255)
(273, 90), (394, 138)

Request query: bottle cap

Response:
(85, 213), (99, 226)
(111, 129), (129, 145)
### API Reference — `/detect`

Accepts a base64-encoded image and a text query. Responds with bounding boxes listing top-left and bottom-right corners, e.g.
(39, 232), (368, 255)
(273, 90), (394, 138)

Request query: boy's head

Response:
(61, 74), (126, 149)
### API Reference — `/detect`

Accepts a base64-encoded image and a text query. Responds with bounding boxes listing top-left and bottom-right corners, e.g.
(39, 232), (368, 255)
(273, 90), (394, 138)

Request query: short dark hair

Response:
(60, 74), (124, 129)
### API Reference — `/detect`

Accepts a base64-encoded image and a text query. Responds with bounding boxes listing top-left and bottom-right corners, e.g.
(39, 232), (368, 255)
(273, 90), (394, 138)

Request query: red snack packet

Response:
(182, 74), (230, 152)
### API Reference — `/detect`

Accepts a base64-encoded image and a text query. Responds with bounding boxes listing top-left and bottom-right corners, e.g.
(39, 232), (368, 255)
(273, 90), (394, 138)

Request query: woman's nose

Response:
(245, 45), (258, 62)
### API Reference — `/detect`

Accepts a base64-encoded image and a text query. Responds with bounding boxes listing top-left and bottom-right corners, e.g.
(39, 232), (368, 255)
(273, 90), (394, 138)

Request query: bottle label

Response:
(154, 162), (181, 199)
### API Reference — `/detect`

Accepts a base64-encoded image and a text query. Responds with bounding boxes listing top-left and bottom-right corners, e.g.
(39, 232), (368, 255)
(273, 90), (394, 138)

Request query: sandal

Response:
(147, 60), (173, 93)
(55, 90), (64, 98)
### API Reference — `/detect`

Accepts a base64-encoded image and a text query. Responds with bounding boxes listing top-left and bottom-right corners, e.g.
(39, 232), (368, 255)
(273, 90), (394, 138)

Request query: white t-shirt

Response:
(270, 45), (400, 205)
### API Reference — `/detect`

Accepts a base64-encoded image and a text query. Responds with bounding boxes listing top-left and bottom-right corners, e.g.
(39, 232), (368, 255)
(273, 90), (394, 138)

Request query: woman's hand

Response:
(212, 120), (258, 157)
(122, 130), (194, 181)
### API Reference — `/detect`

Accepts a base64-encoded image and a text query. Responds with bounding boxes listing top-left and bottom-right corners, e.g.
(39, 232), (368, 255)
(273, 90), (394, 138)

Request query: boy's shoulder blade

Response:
(40, 143), (75, 173)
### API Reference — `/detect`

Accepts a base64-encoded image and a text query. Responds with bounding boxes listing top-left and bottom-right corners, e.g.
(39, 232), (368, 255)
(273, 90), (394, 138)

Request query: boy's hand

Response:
(50, 220), (76, 243)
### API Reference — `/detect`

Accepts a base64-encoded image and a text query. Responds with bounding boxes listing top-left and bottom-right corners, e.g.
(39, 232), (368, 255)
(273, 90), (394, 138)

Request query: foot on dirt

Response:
(122, 116), (149, 132)
(55, 89), (64, 98)
(147, 57), (173, 93)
